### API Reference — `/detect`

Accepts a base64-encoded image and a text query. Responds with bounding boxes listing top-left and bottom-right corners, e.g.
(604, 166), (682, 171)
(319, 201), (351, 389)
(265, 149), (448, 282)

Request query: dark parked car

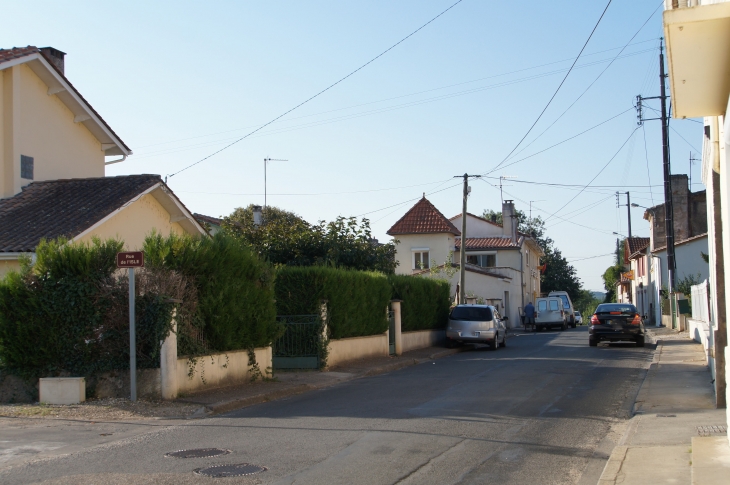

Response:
(588, 303), (646, 347)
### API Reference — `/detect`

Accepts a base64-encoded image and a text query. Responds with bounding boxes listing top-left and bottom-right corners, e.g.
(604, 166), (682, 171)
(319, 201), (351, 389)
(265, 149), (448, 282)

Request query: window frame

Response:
(412, 248), (430, 270)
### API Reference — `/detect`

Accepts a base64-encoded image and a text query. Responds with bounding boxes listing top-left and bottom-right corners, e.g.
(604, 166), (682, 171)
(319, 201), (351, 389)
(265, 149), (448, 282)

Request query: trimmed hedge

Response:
(389, 275), (451, 332)
(0, 238), (175, 379)
(144, 232), (278, 354)
(275, 266), (391, 339)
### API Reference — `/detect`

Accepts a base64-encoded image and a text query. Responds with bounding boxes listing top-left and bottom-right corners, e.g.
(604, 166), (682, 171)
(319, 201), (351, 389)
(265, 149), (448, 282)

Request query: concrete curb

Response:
(597, 445), (628, 485)
(598, 336), (662, 482)
(198, 346), (466, 416)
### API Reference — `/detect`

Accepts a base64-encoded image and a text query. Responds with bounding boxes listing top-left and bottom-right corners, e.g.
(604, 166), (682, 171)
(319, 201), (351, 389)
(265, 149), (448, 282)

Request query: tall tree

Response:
(223, 205), (397, 273)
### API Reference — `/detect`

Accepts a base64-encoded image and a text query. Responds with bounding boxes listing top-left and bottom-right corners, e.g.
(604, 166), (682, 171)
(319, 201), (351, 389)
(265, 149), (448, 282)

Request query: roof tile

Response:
(387, 197), (460, 236)
(455, 237), (521, 250)
(0, 175), (162, 252)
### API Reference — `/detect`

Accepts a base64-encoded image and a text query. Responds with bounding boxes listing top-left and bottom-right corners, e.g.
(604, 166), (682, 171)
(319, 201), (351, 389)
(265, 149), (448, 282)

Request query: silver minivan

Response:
(535, 297), (567, 331)
(548, 291), (576, 328)
(446, 304), (506, 350)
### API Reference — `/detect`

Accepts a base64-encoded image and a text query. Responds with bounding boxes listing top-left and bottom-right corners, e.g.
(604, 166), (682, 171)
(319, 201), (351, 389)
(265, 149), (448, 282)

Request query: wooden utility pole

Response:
(454, 173), (481, 304)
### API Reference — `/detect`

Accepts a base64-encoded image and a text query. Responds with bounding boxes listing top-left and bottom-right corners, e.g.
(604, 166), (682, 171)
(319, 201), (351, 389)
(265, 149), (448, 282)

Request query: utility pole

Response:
(626, 191), (632, 238)
(264, 157), (287, 210)
(499, 175), (516, 205)
(453, 173), (481, 304)
(635, 37), (676, 295)
(615, 192), (632, 238)
(689, 152), (699, 190)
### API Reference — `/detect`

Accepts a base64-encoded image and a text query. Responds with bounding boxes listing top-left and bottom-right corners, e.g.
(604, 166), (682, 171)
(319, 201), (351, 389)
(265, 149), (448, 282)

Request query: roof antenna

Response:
(423, 192), (425, 198)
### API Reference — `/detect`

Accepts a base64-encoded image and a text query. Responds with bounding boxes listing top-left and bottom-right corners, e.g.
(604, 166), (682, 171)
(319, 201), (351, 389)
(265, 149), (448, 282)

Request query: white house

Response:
(387, 197), (543, 328)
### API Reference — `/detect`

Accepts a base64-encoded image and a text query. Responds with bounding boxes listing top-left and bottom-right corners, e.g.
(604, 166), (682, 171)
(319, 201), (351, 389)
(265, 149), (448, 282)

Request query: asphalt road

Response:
(0, 327), (653, 485)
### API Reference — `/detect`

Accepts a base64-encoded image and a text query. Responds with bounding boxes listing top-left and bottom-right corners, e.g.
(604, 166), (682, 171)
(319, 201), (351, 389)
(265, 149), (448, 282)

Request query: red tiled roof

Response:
(455, 237), (521, 250)
(387, 197), (460, 236)
(0, 175), (162, 252)
(0, 46), (131, 154)
(626, 237), (650, 255)
(194, 213), (223, 227)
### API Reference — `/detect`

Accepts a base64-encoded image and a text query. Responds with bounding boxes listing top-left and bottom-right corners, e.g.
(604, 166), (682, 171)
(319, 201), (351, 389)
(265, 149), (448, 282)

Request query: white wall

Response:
(393, 233), (455, 275)
(653, 237), (710, 289)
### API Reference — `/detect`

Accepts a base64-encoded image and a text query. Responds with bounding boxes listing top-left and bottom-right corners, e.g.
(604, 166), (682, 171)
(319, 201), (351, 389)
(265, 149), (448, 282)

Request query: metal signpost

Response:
(116, 251), (144, 401)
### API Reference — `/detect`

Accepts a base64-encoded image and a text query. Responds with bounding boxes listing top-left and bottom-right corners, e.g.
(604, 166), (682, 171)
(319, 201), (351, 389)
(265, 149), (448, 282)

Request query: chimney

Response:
(39, 47), (66, 75)
(502, 200), (517, 243)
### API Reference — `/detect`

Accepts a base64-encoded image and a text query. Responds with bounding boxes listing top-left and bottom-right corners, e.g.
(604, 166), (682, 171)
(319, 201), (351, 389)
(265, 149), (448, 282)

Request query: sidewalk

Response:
(598, 327), (730, 485)
(176, 345), (463, 414)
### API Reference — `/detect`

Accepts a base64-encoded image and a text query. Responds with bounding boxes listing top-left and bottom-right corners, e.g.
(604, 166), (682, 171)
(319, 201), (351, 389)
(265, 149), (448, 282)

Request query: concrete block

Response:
(39, 377), (85, 405)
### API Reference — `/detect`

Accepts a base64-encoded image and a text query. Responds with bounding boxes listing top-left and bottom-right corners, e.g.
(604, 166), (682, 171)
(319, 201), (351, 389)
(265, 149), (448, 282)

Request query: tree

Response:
(222, 205), (398, 273)
(601, 265), (623, 303)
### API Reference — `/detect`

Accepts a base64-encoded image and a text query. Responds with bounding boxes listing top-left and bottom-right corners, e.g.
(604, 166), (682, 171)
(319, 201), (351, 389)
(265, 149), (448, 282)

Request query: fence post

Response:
(391, 300), (403, 356)
(160, 308), (178, 400)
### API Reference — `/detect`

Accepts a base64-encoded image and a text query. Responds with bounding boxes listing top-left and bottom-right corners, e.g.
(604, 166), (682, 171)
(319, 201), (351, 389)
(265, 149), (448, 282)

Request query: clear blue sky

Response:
(4, 0), (702, 291)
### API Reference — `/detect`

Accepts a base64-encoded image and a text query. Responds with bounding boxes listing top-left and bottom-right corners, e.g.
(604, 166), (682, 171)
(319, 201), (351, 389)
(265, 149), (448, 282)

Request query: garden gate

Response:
(273, 315), (323, 370)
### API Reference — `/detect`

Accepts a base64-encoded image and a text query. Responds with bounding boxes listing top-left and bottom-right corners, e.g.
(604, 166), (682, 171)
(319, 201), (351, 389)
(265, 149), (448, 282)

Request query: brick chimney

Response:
(39, 47), (66, 75)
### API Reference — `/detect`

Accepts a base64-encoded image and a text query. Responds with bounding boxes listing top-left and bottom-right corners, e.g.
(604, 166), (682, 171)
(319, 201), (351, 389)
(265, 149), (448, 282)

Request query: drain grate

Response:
(656, 414), (677, 418)
(697, 425), (727, 437)
(195, 463), (267, 477)
(165, 448), (231, 459)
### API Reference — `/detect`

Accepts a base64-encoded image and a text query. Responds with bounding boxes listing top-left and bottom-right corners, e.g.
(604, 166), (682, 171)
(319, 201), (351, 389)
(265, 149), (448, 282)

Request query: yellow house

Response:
(0, 46), (206, 276)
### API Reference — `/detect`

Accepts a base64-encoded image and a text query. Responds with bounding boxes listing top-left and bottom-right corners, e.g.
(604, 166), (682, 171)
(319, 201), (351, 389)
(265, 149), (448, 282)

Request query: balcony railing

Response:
(666, 0), (728, 10)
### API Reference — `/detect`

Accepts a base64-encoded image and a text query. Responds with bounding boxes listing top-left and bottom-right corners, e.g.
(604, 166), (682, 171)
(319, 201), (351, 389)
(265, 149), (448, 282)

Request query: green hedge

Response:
(0, 238), (175, 379)
(388, 275), (451, 331)
(275, 266), (391, 339)
(144, 232), (278, 354)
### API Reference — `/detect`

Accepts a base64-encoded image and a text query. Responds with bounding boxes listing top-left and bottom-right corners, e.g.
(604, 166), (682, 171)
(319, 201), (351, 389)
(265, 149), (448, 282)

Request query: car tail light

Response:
(591, 314), (600, 325)
(631, 313), (642, 325)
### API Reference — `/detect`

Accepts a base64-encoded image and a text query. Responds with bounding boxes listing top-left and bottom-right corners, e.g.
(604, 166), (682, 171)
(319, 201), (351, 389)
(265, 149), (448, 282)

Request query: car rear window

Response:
(549, 300), (559, 311)
(450, 306), (493, 321)
(538, 300), (547, 311)
(596, 304), (637, 314)
(557, 295), (570, 309)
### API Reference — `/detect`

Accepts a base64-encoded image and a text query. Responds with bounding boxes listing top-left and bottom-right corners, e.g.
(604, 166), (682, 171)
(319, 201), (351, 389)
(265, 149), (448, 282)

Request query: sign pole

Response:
(117, 250), (144, 402)
(129, 266), (136, 402)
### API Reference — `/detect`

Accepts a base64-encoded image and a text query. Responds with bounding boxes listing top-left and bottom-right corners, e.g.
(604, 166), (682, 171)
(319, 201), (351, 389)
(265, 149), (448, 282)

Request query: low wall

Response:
(94, 369), (161, 399)
(402, 330), (445, 353)
(661, 314), (688, 331)
(328, 334), (388, 368)
(177, 347), (272, 396)
(687, 318), (713, 371)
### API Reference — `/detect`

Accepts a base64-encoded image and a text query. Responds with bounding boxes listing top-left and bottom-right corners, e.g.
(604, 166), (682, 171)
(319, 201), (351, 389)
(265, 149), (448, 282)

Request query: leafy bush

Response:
(389, 275), (451, 331)
(275, 266), (391, 339)
(143, 232), (278, 354)
(0, 238), (178, 379)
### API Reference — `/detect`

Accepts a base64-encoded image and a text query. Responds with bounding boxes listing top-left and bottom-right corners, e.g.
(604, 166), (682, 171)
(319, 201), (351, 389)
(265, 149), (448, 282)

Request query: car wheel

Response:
(561, 323), (567, 331)
(589, 339), (598, 347)
(636, 337), (645, 347)
(490, 337), (498, 351)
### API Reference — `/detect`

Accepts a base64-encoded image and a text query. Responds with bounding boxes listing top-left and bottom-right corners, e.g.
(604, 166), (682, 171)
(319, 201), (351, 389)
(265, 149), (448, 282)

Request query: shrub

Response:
(388, 275), (451, 331)
(275, 266), (391, 339)
(143, 232), (278, 354)
(0, 238), (178, 379)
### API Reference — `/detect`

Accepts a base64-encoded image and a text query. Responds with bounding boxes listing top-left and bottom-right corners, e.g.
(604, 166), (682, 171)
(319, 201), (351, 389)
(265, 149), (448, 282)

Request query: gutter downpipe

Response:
(652, 254), (662, 327)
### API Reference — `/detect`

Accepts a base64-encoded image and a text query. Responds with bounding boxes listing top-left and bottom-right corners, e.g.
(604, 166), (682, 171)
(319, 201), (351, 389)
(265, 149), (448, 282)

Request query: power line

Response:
(544, 127), (640, 222)
(487, 0), (613, 175)
(567, 252), (615, 262)
(167, 0), (466, 178)
(135, 38), (658, 152)
(502, 1), (663, 165)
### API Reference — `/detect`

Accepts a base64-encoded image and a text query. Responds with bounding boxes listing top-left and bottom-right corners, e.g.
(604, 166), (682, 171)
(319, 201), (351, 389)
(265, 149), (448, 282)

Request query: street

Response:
(0, 328), (652, 485)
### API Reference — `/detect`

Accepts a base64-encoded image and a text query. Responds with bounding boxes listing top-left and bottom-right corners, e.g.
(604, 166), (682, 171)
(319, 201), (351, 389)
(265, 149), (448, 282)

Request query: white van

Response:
(548, 291), (576, 328)
(535, 297), (566, 331)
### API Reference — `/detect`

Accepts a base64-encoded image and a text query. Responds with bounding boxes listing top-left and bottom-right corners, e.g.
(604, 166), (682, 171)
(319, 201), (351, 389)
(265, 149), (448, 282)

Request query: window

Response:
(20, 155), (34, 180)
(549, 300), (560, 311)
(466, 253), (496, 268)
(538, 300), (547, 311)
(413, 251), (429, 270)
(450, 306), (493, 321)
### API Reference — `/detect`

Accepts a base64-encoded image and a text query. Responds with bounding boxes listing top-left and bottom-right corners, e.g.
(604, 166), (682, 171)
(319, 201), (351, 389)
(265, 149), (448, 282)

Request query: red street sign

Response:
(116, 251), (144, 268)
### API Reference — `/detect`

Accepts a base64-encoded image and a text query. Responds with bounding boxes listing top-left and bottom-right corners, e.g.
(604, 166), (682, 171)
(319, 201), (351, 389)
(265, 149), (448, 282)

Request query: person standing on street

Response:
(524, 301), (535, 332)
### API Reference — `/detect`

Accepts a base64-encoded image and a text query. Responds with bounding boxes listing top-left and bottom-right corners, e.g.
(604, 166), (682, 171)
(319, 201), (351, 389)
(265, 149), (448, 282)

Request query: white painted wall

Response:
(393, 233), (456, 275)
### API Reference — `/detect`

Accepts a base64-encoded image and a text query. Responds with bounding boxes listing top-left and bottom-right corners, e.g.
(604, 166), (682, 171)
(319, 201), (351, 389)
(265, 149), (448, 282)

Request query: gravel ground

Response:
(0, 397), (202, 420)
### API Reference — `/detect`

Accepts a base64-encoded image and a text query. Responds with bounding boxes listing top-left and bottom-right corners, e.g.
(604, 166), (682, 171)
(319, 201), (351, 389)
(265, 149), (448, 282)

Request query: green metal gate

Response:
(273, 315), (322, 370)
(388, 310), (396, 356)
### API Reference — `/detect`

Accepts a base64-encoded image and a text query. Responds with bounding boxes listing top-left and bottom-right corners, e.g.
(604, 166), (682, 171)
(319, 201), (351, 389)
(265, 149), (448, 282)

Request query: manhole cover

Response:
(697, 425), (727, 437)
(194, 463), (267, 477)
(165, 448), (231, 459)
